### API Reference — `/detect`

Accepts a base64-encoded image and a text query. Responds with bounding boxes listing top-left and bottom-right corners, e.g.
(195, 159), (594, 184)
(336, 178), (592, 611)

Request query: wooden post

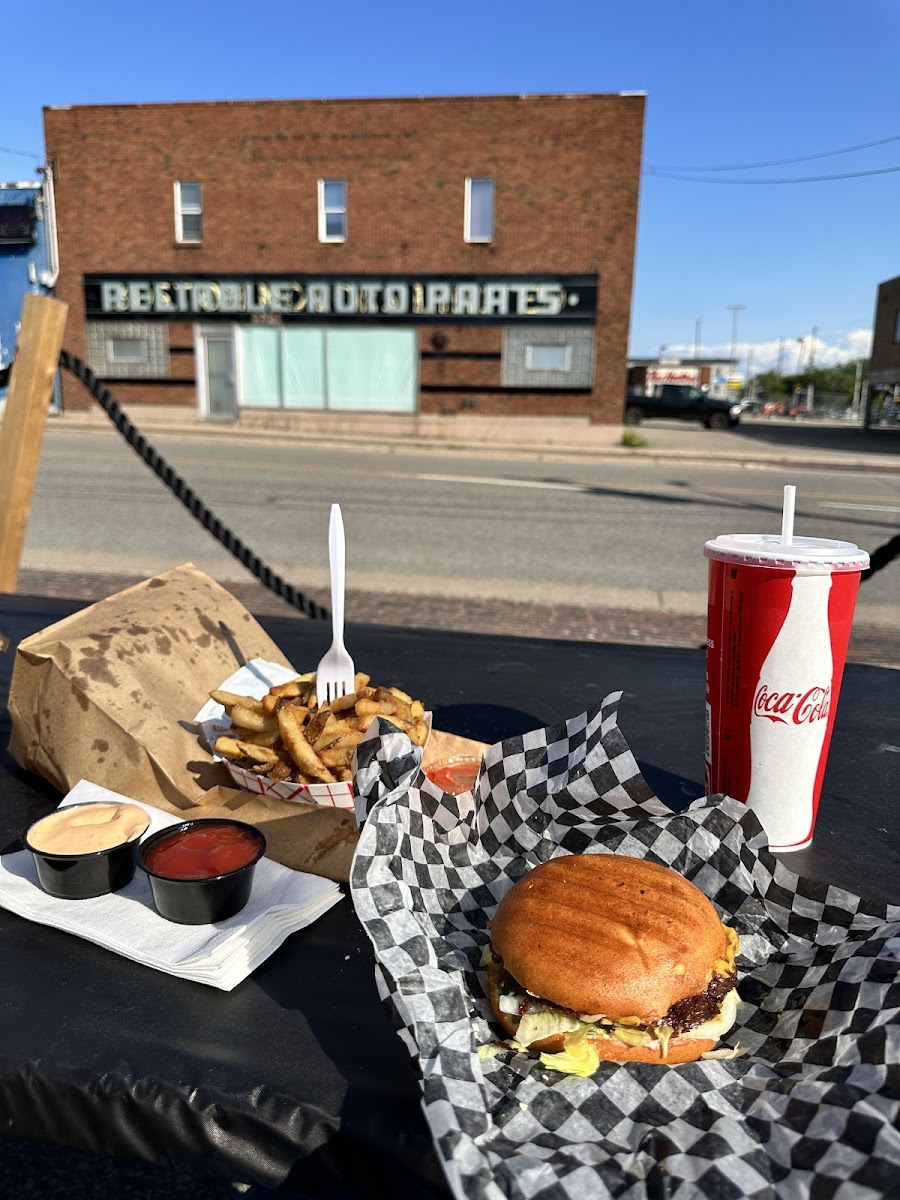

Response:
(0, 293), (69, 593)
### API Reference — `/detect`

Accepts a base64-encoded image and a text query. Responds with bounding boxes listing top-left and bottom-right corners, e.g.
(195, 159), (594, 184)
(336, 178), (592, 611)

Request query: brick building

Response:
(869, 274), (900, 394)
(43, 93), (644, 427)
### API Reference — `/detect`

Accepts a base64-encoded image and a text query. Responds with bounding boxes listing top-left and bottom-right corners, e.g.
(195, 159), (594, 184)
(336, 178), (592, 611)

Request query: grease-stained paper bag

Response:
(8, 564), (291, 813)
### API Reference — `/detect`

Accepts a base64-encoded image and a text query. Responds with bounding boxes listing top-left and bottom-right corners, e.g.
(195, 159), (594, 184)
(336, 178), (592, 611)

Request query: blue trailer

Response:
(0, 171), (59, 400)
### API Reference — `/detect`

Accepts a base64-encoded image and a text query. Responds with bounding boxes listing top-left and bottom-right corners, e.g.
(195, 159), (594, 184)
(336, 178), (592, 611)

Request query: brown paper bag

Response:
(8, 564), (292, 812)
(422, 728), (490, 769)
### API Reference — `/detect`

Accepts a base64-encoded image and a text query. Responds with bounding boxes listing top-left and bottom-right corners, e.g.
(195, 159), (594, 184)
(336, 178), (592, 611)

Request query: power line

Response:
(649, 131), (900, 172)
(647, 163), (900, 184)
(0, 144), (43, 160)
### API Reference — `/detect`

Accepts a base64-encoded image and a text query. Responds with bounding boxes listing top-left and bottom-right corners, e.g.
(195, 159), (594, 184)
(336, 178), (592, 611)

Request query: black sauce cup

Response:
(23, 802), (150, 900)
(138, 818), (266, 925)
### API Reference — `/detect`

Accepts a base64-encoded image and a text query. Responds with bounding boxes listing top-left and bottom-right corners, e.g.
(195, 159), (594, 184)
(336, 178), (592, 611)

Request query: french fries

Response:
(210, 670), (427, 787)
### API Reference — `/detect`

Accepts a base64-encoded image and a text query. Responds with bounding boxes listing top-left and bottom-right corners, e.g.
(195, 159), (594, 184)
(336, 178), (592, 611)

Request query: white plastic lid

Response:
(704, 533), (869, 572)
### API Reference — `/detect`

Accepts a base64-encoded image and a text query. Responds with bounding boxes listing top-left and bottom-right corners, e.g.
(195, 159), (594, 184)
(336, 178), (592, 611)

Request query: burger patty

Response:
(492, 954), (738, 1035)
(659, 969), (737, 1034)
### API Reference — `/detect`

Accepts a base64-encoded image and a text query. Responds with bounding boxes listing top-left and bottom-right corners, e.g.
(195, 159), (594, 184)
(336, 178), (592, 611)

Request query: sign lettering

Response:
(84, 274), (597, 323)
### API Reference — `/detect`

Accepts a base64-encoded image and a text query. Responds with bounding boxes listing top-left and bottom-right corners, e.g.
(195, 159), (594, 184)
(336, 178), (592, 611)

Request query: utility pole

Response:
(808, 325), (819, 370)
(694, 318), (702, 360)
(795, 337), (805, 374)
(852, 359), (863, 416)
(727, 304), (745, 376)
(746, 348), (754, 397)
(776, 337), (785, 376)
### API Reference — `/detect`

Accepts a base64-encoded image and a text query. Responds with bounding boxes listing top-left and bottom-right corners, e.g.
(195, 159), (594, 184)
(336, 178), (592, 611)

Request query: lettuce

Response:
(515, 1009), (582, 1047)
(539, 1030), (602, 1077)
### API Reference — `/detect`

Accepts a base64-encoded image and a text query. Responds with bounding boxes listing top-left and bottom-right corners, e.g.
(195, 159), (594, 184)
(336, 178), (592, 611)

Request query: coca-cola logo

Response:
(753, 683), (831, 725)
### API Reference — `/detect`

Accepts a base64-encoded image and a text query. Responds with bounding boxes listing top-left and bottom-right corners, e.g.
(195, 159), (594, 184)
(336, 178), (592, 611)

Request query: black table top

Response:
(1, 594), (898, 1197)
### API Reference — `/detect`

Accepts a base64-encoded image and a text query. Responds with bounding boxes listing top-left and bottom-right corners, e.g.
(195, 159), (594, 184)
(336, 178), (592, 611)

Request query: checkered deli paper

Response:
(350, 695), (900, 1200)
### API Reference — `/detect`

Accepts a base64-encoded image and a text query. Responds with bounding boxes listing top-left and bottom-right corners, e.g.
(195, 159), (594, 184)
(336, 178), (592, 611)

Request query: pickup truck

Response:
(624, 384), (742, 430)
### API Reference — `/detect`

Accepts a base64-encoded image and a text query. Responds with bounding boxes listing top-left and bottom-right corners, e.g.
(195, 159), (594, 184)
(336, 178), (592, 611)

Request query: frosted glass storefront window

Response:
(282, 328), (326, 409)
(325, 329), (416, 412)
(239, 327), (280, 407)
(237, 326), (416, 412)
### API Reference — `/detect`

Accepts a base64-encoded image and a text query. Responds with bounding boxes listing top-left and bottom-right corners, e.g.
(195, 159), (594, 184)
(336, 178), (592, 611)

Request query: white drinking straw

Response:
(781, 484), (796, 545)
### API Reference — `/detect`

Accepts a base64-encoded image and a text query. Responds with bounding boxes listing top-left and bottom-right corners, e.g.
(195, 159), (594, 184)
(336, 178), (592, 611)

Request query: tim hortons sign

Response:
(84, 274), (598, 324)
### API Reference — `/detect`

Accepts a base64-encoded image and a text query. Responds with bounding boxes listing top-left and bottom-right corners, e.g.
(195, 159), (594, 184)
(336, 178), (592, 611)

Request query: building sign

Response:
(647, 366), (701, 387)
(84, 274), (597, 323)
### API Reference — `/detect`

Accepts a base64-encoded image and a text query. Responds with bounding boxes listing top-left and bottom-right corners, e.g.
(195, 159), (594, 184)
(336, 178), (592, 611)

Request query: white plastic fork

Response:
(316, 503), (356, 707)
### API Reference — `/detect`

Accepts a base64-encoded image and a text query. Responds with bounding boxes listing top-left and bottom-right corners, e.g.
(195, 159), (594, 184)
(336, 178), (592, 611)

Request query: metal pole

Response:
(852, 360), (863, 415)
(808, 325), (818, 370)
(727, 304), (745, 376)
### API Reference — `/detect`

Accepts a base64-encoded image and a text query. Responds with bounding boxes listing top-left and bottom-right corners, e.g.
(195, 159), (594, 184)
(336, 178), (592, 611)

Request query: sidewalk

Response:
(16, 568), (900, 670)
(44, 404), (900, 473)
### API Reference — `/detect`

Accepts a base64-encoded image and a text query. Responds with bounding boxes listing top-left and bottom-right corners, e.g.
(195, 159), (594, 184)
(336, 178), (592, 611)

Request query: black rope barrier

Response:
(59, 351), (329, 620)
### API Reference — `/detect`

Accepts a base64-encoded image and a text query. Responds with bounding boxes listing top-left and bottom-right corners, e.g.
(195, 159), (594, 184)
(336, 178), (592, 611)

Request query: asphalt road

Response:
(20, 429), (900, 626)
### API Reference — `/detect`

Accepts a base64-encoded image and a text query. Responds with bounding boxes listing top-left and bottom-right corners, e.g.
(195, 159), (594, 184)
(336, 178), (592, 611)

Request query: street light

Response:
(727, 305), (745, 376)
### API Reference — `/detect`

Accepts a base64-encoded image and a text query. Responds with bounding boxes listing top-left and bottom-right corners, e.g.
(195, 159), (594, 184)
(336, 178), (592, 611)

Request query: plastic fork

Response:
(316, 503), (356, 707)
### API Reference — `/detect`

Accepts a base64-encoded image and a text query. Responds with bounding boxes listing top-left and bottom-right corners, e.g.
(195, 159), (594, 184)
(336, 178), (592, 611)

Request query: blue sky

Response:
(3, 0), (898, 373)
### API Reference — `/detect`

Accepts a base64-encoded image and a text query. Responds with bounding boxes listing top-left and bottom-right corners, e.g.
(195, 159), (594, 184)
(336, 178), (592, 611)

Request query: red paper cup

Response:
(704, 534), (868, 852)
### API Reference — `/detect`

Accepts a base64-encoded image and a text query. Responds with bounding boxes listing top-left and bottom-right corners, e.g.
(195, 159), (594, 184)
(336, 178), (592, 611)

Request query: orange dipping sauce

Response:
(143, 823), (262, 880)
(424, 758), (482, 796)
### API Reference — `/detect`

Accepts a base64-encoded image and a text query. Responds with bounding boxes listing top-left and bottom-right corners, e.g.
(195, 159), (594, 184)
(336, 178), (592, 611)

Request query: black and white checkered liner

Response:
(351, 697), (900, 1200)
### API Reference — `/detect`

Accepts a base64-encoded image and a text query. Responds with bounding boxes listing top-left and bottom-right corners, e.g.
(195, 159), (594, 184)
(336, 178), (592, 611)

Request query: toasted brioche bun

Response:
(486, 964), (715, 1063)
(490, 854), (729, 1023)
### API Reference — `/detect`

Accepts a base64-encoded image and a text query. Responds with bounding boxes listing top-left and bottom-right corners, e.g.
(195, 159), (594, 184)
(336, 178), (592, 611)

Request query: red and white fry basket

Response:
(195, 658), (429, 811)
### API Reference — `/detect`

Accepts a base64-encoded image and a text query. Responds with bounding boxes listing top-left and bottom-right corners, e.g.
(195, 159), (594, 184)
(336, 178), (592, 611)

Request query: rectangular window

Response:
(526, 344), (571, 371)
(174, 181), (203, 243)
(465, 177), (494, 242)
(237, 327), (415, 412)
(107, 337), (148, 364)
(0, 203), (36, 245)
(894, 308), (900, 342)
(318, 179), (347, 242)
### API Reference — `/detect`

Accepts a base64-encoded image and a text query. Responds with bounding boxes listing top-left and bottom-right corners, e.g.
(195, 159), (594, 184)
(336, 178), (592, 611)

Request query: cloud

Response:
(647, 329), (872, 376)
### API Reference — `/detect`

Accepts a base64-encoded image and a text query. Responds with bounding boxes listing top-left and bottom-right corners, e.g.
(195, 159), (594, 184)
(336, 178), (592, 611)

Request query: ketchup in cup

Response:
(424, 757), (482, 796)
(139, 818), (266, 924)
(144, 823), (261, 879)
(704, 486), (869, 852)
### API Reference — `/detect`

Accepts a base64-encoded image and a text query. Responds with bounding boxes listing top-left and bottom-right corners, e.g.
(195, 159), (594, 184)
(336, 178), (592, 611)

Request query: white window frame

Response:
(525, 343), (572, 372)
(318, 179), (347, 243)
(106, 336), (148, 364)
(174, 180), (203, 244)
(464, 177), (494, 243)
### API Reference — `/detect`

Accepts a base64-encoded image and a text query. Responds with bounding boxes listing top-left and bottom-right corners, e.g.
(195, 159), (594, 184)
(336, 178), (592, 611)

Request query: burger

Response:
(486, 853), (740, 1071)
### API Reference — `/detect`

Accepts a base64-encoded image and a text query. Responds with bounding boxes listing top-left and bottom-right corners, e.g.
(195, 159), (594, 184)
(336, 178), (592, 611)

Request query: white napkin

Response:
(0, 780), (343, 990)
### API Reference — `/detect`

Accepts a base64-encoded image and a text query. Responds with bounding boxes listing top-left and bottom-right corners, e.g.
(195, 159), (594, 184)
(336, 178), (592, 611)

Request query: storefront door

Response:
(201, 329), (237, 420)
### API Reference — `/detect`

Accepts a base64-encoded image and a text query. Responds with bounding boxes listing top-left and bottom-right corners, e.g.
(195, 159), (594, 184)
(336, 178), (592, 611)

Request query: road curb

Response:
(44, 417), (900, 475)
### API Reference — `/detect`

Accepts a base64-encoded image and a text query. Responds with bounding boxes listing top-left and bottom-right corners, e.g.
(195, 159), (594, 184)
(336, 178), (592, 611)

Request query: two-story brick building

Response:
(869, 274), (900, 399)
(43, 93), (644, 429)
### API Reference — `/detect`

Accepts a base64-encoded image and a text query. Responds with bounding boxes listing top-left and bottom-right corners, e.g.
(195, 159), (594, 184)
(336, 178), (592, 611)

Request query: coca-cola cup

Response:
(705, 520), (869, 852)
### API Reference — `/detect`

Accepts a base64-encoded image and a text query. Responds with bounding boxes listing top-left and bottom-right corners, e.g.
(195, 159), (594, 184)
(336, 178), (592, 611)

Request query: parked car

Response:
(624, 384), (742, 430)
